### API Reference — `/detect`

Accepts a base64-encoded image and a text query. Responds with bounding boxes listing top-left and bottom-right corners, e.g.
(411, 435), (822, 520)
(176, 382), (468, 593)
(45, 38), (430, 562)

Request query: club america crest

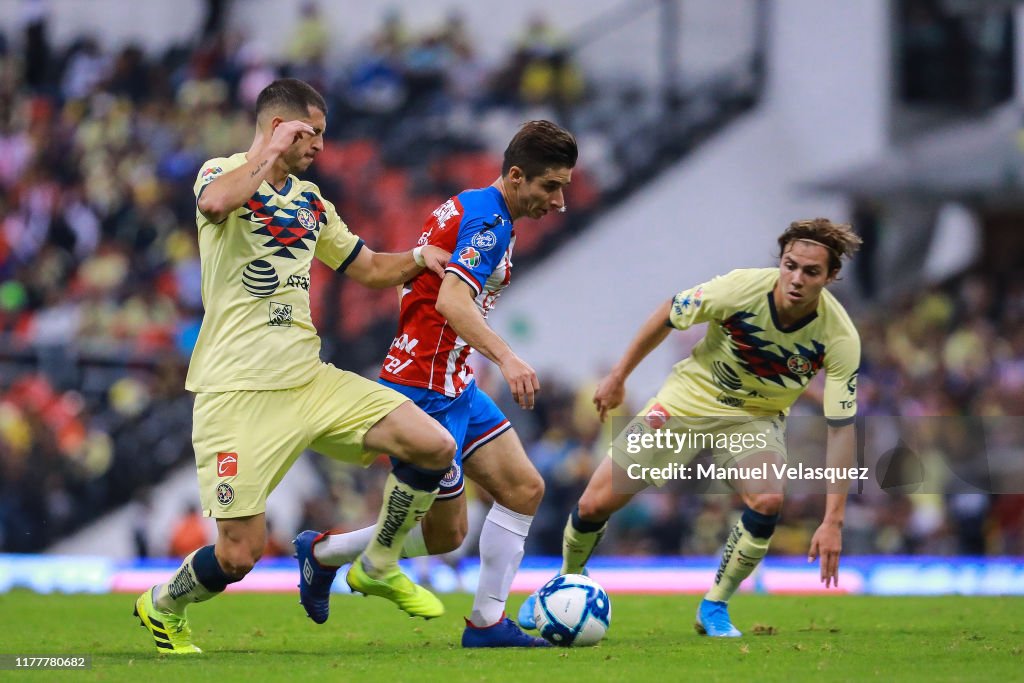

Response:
(787, 355), (812, 376)
(216, 482), (235, 506)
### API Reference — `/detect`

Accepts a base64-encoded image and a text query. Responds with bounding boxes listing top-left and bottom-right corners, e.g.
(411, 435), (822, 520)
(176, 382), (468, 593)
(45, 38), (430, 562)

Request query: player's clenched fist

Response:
(268, 120), (316, 155)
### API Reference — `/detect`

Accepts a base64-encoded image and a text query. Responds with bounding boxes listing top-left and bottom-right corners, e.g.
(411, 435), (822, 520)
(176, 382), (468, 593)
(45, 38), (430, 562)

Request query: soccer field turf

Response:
(1, 591), (1020, 682)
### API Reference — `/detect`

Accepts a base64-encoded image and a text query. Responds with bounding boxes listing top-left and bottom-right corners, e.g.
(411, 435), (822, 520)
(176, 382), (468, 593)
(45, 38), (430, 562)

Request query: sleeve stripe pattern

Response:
(445, 263), (482, 296)
(336, 239), (365, 272)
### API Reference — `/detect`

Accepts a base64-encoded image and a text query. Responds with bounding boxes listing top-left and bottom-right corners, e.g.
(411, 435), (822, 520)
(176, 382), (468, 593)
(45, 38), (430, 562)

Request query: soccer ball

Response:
(533, 574), (611, 646)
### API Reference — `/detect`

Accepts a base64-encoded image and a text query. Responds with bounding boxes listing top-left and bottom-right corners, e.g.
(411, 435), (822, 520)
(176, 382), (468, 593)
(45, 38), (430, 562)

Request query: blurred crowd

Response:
(0, 2), (602, 552)
(0, 2), (1020, 560)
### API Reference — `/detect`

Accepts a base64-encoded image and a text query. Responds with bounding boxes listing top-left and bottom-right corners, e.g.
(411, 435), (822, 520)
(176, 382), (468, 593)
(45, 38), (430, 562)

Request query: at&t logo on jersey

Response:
(243, 259), (280, 298)
(458, 246), (481, 268)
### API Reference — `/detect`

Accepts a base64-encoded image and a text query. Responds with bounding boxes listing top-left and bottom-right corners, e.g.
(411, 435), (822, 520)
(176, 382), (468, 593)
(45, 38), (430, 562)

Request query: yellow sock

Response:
(362, 473), (437, 576)
(560, 514), (606, 575)
(704, 519), (771, 602)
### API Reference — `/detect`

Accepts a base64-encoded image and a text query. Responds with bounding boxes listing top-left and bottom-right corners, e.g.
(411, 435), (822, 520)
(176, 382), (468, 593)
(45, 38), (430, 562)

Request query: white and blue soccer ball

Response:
(533, 574), (611, 647)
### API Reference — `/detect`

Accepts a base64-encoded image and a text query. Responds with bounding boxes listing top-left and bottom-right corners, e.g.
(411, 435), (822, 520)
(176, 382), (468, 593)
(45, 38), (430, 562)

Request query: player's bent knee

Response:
(748, 493), (784, 516)
(518, 474), (546, 511)
(413, 429), (456, 470)
(577, 494), (613, 524)
(425, 523), (467, 554)
(218, 548), (260, 578)
(216, 534), (264, 578)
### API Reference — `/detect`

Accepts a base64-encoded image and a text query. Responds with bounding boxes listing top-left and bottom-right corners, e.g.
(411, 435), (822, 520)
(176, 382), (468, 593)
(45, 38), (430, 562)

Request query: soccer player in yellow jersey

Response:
(133, 79), (459, 654)
(519, 219), (862, 637)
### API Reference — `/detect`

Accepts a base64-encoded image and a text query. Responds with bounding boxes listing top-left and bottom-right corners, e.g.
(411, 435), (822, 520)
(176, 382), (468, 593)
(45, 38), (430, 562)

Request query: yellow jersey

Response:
(664, 268), (859, 424)
(185, 153), (362, 392)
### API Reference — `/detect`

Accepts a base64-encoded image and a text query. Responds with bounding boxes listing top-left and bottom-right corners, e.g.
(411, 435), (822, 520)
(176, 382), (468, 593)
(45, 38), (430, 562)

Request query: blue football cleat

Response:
(293, 530), (339, 624)
(695, 599), (742, 637)
(462, 616), (551, 648)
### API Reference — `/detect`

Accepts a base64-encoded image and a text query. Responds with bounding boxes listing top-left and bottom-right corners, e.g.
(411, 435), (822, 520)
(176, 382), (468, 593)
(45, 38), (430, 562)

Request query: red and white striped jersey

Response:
(380, 186), (515, 397)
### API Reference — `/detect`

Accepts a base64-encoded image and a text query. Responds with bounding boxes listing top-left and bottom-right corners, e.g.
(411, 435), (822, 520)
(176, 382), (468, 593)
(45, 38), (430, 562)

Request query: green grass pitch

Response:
(0, 591), (1020, 682)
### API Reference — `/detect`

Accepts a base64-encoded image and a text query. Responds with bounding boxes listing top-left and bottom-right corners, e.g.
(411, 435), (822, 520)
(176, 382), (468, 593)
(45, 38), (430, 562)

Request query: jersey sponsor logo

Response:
(201, 166), (224, 179)
(242, 259), (280, 297)
(240, 190), (326, 259)
(216, 482), (234, 506)
(433, 199), (460, 228)
(390, 333), (419, 353)
(627, 422), (645, 437)
(846, 371), (858, 395)
(787, 354), (812, 376)
(714, 523), (743, 585)
(672, 287), (703, 316)
(383, 334), (419, 375)
(375, 487), (416, 548)
(167, 563), (197, 599)
(268, 301), (293, 327)
(721, 311), (825, 387)
(458, 246), (481, 268)
(286, 274), (310, 291)
(711, 361), (742, 390)
(644, 403), (670, 429)
(441, 462), (462, 488)
(470, 230), (497, 251)
(217, 452), (238, 477)
(716, 392), (746, 408)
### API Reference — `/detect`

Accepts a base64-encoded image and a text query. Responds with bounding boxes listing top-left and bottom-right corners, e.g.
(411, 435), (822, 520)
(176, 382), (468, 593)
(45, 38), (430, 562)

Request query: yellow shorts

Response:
(192, 363), (407, 518)
(609, 396), (787, 488)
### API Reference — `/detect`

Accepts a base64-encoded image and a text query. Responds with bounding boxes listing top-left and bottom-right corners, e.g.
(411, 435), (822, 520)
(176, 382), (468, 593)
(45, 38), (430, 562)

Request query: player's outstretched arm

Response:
(435, 273), (539, 410)
(344, 245), (449, 288)
(198, 121), (315, 223)
(593, 298), (674, 421)
(807, 422), (856, 588)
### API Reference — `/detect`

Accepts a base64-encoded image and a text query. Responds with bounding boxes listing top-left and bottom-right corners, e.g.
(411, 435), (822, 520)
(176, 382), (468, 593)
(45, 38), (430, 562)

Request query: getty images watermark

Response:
(607, 414), (1024, 495)
(621, 425), (867, 486)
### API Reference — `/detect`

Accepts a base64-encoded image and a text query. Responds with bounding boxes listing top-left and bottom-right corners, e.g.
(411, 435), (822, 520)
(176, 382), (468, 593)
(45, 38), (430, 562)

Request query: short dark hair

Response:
(255, 78), (327, 122)
(501, 120), (578, 179)
(777, 218), (863, 274)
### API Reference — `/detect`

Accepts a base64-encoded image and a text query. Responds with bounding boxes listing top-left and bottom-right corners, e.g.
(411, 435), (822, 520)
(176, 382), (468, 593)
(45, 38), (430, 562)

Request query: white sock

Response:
(470, 504), (533, 628)
(315, 524), (429, 567)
